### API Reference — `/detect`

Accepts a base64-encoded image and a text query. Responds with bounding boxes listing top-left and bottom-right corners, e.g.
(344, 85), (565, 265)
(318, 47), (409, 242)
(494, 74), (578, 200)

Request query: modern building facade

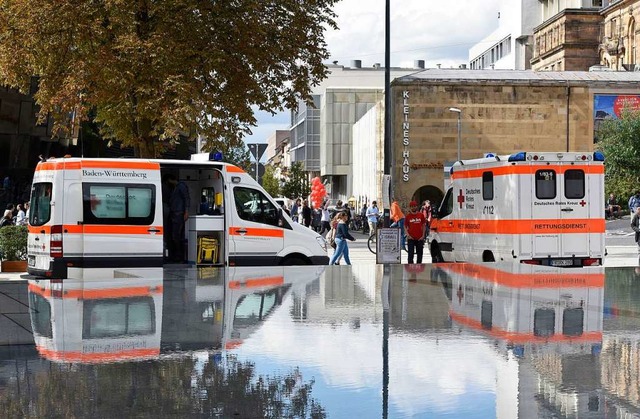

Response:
(469, 0), (541, 70)
(288, 61), (422, 202)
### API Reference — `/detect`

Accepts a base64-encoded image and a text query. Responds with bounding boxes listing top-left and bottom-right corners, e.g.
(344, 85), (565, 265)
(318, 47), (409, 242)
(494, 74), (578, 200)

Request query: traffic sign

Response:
(247, 143), (268, 161)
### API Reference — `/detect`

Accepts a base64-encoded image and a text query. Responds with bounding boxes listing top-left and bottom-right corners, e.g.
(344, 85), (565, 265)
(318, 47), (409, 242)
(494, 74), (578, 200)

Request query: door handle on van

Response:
(561, 208), (574, 212)
(147, 228), (161, 233)
(235, 229), (247, 235)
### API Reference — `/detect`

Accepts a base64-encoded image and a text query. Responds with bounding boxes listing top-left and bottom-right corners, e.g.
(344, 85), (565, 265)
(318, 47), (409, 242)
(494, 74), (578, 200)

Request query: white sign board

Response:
(376, 228), (401, 264)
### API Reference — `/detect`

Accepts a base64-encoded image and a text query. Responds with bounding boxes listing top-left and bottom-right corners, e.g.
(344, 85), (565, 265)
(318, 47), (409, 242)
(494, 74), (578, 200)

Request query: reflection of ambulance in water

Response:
(441, 263), (604, 352)
(28, 266), (324, 363)
(439, 262), (605, 417)
(429, 152), (605, 267)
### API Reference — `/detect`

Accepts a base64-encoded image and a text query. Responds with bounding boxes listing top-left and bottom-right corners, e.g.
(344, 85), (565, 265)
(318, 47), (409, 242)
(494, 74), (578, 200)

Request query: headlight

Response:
(316, 236), (327, 252)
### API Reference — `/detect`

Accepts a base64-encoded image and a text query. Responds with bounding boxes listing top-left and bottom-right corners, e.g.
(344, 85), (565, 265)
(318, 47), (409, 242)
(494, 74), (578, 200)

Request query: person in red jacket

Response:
(404, 200), (426, 264)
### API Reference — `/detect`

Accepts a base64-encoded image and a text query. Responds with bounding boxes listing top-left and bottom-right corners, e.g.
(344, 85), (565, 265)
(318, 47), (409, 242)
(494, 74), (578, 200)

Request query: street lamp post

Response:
(449, 107), (462, 161)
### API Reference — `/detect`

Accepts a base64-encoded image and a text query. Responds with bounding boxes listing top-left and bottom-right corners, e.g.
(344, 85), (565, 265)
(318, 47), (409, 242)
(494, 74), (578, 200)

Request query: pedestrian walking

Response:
(291, 198), (301, 223)
(319, 204), (331, 235)
(301, 200), (312, 228)
(405, 200), (426, 264)
(366, 201), (380, 236)
(329, 211), (356, 265)
(629, 191), (640, 214)
(15, 203), (26, 225)
(390, 197), (406, 249)
(421, 200), (433, 241)
(632, 206), (640, 252)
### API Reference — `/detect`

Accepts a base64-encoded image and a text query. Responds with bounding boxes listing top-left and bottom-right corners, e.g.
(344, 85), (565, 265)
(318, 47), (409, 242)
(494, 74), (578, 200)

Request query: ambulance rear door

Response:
(558, 163), (597, 258)
(80, 161), (164, 270)
(529, 166), (563, 260)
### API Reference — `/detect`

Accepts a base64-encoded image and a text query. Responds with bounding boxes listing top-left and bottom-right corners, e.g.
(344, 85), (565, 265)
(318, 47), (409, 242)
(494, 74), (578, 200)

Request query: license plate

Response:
(28, 255), (35, 267)
(551, 259), (573, 267)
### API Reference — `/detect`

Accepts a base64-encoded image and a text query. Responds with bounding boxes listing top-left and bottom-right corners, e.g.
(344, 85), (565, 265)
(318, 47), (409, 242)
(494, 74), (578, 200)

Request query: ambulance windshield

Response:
(29, 182), (52, 226)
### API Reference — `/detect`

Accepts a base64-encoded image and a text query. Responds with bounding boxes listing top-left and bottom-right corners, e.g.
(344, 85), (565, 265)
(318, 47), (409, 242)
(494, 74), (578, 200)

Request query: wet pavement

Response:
(0, 263), (639, 418)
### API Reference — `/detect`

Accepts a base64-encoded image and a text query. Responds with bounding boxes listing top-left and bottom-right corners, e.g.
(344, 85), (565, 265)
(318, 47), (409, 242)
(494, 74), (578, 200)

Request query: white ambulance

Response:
(429, 151), (605, 267)
(27, 154), (329, 278)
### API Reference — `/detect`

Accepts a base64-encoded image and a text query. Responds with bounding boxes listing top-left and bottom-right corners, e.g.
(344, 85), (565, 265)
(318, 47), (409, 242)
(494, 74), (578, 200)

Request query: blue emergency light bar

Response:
(507, 152), (526, 162)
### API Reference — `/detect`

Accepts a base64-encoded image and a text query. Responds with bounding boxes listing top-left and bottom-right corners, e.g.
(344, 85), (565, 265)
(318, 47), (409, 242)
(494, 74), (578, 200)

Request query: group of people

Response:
(0, 202), (29, 228)
(327, 198), (434, 266)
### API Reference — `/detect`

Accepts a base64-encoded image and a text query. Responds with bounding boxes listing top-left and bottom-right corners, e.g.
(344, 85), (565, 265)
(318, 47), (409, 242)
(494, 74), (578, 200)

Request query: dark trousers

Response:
(320, 221), (331, 235)
(407, 239), (424, 264)
(169, 212), (186, 262)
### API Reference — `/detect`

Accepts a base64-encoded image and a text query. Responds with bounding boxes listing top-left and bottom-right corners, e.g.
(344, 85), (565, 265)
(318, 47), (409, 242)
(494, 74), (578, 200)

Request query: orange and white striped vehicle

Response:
(429, 151), (605, 267)
(27, 153), (329, 278)
(440, 262), (604, 355)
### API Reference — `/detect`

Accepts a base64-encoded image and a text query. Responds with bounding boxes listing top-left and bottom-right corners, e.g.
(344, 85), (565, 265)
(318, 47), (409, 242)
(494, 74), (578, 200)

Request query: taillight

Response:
(582, 258), (601, 267)
(50, 225), (63, 258)
(521, 259), (541, 265)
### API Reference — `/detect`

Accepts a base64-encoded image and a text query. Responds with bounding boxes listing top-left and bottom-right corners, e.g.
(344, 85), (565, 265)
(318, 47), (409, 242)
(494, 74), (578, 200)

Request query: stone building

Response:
(531, 9), (603, 71)
(388, 69), (640, 207)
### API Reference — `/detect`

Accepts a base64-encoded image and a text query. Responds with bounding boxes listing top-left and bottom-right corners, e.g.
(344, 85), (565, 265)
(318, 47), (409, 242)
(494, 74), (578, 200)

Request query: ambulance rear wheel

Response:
(431, 244), (445, 263)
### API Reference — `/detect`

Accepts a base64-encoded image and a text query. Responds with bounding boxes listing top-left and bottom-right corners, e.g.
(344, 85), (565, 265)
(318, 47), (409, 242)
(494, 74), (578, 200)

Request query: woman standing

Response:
(329, 211), (356, 265)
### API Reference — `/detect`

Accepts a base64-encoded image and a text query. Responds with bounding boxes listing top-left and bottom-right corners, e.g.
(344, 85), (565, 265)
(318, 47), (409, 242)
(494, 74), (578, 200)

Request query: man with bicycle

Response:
(366, 201), (380, 237)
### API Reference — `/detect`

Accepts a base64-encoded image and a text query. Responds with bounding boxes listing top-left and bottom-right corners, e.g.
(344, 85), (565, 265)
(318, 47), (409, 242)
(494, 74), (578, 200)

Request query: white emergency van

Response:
(27, 154), (329, 278)
(429, 151), (605, 267)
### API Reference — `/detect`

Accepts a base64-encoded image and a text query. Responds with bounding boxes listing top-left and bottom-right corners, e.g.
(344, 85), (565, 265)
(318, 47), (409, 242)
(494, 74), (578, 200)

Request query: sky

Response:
(244, 0), (502, 147)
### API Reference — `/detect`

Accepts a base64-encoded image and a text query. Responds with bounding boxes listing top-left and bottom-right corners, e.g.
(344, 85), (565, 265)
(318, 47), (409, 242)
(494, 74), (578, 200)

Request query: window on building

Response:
(536, 170), (556, 199)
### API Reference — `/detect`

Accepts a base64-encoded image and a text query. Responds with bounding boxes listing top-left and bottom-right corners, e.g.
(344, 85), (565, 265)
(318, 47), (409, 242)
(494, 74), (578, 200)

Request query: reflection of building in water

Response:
(439, 263), (605, 418)
(598, 270), (640, 415)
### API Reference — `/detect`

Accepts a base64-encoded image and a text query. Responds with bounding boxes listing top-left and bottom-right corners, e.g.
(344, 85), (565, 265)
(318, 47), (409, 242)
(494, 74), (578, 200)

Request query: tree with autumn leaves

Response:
(0, 0), (338, 158)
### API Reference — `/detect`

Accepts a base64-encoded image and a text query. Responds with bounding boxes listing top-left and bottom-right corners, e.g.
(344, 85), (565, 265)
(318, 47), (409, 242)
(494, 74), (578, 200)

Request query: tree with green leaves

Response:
(281, 162), (308, 199)
(596, 110), (640, 205)
(0, 1), (338, 157)
(262, 165), (281, 197)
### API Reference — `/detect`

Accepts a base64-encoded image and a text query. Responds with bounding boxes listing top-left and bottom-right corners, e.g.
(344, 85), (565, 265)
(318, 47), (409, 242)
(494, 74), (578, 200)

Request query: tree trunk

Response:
(136, 136), (157, 158)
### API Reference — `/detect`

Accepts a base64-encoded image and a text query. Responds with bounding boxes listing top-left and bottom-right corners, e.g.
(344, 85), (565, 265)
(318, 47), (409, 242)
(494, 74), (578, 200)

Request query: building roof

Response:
(394, 69), (640, 87)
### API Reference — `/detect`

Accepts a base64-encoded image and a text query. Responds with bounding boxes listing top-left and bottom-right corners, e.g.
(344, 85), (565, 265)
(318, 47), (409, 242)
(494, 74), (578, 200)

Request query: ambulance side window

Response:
(535, 170), (556, 199)
(438, 188), (454, 218)
(233, 187), (279, 227)
(564, 170), (585, 199)
(29, 182), (52, 226)
(482, 172), (493, 200)
(82, 183), (155, 225)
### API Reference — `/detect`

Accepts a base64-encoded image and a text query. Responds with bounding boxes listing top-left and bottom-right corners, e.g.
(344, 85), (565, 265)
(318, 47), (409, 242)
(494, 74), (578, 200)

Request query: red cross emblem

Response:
(457, 190), (465, 209)
(579, 200), (586, 207)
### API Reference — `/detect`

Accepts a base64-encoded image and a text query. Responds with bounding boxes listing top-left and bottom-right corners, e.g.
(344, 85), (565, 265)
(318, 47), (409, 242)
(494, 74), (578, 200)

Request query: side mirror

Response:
(431, 208), (438, 219)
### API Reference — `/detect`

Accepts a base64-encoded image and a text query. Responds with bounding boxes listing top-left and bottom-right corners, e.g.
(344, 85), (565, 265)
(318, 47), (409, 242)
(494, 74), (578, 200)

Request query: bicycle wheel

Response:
(368, 233), (377, 254)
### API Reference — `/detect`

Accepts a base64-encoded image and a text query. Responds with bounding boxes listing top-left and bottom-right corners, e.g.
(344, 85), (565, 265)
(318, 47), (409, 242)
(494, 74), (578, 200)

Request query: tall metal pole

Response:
(383, 0), (391, 229)
(456, 113), (461, 161)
